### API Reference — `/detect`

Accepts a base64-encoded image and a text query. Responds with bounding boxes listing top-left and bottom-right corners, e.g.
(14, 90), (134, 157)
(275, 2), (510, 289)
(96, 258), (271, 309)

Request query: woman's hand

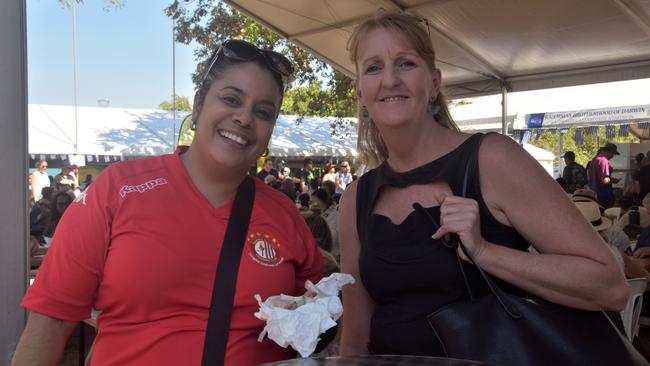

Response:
(431, 192), (488, 262)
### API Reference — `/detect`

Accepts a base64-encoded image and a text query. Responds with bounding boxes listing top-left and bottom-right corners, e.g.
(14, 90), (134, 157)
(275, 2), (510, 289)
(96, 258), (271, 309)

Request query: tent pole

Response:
(72, 2), (79, 154)
(558, 130), (563, 178)
(501, 83), (508, 135)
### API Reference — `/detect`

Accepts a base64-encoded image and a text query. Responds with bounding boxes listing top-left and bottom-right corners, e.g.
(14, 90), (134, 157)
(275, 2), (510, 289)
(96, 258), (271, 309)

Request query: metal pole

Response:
(558, 130), (563, 178)
(72, 2), (79, 154)
(501, 83), (508, 135)
(0, 0), (28, 362)
(172, 18), (177, 150)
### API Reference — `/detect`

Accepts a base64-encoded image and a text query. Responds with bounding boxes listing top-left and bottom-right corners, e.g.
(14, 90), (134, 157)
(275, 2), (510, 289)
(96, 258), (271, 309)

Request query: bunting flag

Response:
(86, 155), (93, 162)
(640, 122), (650, 130)
(586, 126), (599, 135)
(605, 125), (616, 139)
(103, 156), (110, 163)
(522, 130), (531, 145)
(39, 154), (45, 160)
(535, 128), (543, 141)
(49, 154), (57, 160)
(30, 154), (35, 160)
(619, 124), (630, 137)
(574, 128), (584, 146)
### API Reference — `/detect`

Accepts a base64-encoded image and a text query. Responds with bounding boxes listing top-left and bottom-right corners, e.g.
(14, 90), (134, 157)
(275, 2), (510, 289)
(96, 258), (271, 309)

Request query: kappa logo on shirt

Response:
(247, 232), (284, 267)
(119, 178), (168, 198)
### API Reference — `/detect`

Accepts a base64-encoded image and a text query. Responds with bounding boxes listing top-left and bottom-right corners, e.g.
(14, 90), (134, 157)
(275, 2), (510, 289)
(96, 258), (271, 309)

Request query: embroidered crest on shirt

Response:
(248, 232), (284, 267)
(119, 178), (168, 198)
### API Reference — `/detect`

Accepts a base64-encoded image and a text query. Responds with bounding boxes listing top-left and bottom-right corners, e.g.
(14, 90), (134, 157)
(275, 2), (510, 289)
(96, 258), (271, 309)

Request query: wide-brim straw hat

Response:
(572, 188), (604, 210)
(574, 201), (612, 232)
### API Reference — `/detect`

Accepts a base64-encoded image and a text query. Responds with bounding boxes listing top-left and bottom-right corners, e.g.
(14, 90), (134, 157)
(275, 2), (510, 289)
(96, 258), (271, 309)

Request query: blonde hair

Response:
(348, 11), (459, 168)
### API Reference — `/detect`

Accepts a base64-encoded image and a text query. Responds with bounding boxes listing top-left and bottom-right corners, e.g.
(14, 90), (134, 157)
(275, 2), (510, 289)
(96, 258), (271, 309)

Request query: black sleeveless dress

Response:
(355, 133), (530, 356)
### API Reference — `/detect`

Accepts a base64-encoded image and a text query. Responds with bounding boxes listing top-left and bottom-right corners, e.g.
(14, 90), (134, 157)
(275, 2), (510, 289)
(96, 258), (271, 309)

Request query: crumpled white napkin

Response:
(254, 272), (355, 357)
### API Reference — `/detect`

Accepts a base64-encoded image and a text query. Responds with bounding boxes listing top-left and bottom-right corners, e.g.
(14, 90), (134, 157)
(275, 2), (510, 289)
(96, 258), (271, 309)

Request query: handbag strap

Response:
(439, 133), (522, 319)
(201, 176), (256, 366)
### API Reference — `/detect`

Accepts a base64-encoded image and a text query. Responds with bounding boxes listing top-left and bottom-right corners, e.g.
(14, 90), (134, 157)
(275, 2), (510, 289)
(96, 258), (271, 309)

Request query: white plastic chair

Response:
(621, 278), (647, 341)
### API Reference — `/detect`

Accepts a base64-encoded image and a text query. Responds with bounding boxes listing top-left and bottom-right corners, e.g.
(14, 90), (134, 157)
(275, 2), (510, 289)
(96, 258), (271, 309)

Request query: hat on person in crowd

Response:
(572, 188), (604, 212)
(282, 167), (291, 175)
(572, 188), (599, 204)
(603, 207), (621, 221)
(601, 143), (620, 155)
(574, 201), (612, 232)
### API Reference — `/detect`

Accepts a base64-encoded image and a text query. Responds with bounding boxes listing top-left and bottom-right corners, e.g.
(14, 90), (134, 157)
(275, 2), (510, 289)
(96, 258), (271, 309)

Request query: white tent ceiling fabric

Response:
(223, 0), (650, 98)
(28, 104), (359, 158)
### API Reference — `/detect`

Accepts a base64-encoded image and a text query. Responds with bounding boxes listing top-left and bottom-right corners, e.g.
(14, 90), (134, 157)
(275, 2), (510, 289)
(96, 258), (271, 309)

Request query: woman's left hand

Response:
(432, 193), (488, 263)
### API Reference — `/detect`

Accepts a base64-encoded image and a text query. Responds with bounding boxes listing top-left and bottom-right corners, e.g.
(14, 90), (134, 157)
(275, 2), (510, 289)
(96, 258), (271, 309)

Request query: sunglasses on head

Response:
(202, 40), (293, 86)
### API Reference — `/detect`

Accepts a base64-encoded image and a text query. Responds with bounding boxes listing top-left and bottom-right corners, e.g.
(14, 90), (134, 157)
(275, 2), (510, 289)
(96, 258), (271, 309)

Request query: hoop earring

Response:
(361, 106), (371, 124)
(428, 99), (441, 116)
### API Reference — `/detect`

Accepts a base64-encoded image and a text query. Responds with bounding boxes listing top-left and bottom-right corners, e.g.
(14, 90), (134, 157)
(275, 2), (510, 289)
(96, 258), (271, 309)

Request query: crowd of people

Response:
(559, 145), (650, 285)
(12, 9), (645, 366)
(28, 161), (92, 250)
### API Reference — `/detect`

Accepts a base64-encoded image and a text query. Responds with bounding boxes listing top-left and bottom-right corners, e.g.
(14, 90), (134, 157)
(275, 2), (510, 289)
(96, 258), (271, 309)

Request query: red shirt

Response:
(22, 150), (323, 365)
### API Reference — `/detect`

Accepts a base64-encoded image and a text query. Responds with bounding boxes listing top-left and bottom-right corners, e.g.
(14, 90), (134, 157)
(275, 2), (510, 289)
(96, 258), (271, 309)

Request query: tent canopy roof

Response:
(224, 0), (650, 98)
(28, 104), (358, 158)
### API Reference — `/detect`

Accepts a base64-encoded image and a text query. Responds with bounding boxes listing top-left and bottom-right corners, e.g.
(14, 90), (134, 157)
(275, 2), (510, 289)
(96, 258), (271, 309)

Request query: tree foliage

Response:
(159, 94), (192, 112)
(58, 0), (124, 11)
(164, 1), (356, 120)
(528, 126), (639, 168)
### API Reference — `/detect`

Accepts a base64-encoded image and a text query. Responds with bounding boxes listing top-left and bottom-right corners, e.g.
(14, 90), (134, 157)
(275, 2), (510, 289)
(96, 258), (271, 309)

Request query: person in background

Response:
(281, 166), (292, 180)
(80, 174), (93, 191)
(298, 193), (311, 213)
(555, 177), (569, 193)
(53, 166), (74, 187)
(42, 191), (73, 239)
(338, 11), (627, 358)
(257, 158), (279, 181)
(321, 180), (337, 201)
(276, 160), (287, 180)
(304, 213), (340, 276)
(69, 164), (80, 187)
(30, 160), (50, 202)
(264, 174), (278, 186)
(562, 151), (587, 193)
(322, 163), (337, 183)
(12, 39), (322, 366)
(588, 142), (620, 208)
(311, 188), (340, 259)
(335, 161), (353, 194)
(298, 158), (315, 193)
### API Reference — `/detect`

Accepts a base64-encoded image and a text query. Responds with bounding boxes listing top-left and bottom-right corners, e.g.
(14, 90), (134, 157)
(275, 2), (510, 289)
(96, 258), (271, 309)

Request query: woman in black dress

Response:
(339, 11), (628, 357)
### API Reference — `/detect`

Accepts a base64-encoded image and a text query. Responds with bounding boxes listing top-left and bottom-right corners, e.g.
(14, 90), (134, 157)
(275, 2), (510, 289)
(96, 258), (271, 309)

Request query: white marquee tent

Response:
(28, 104), (358, 161)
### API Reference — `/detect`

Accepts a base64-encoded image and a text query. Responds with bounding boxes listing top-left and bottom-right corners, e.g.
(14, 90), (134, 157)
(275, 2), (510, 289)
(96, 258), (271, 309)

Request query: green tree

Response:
(527, 126), (639, 168)
(159, 94), (192, 112)
(164, 1), (356, 121)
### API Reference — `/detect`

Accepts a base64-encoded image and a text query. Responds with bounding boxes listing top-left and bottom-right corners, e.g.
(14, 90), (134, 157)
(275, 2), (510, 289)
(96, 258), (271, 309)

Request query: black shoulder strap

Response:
(201, 176), (256, 366)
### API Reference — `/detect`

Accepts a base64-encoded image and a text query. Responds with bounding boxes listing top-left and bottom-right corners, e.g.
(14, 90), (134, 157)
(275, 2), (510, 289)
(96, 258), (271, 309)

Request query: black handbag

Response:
(419, 160), (649, 366)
